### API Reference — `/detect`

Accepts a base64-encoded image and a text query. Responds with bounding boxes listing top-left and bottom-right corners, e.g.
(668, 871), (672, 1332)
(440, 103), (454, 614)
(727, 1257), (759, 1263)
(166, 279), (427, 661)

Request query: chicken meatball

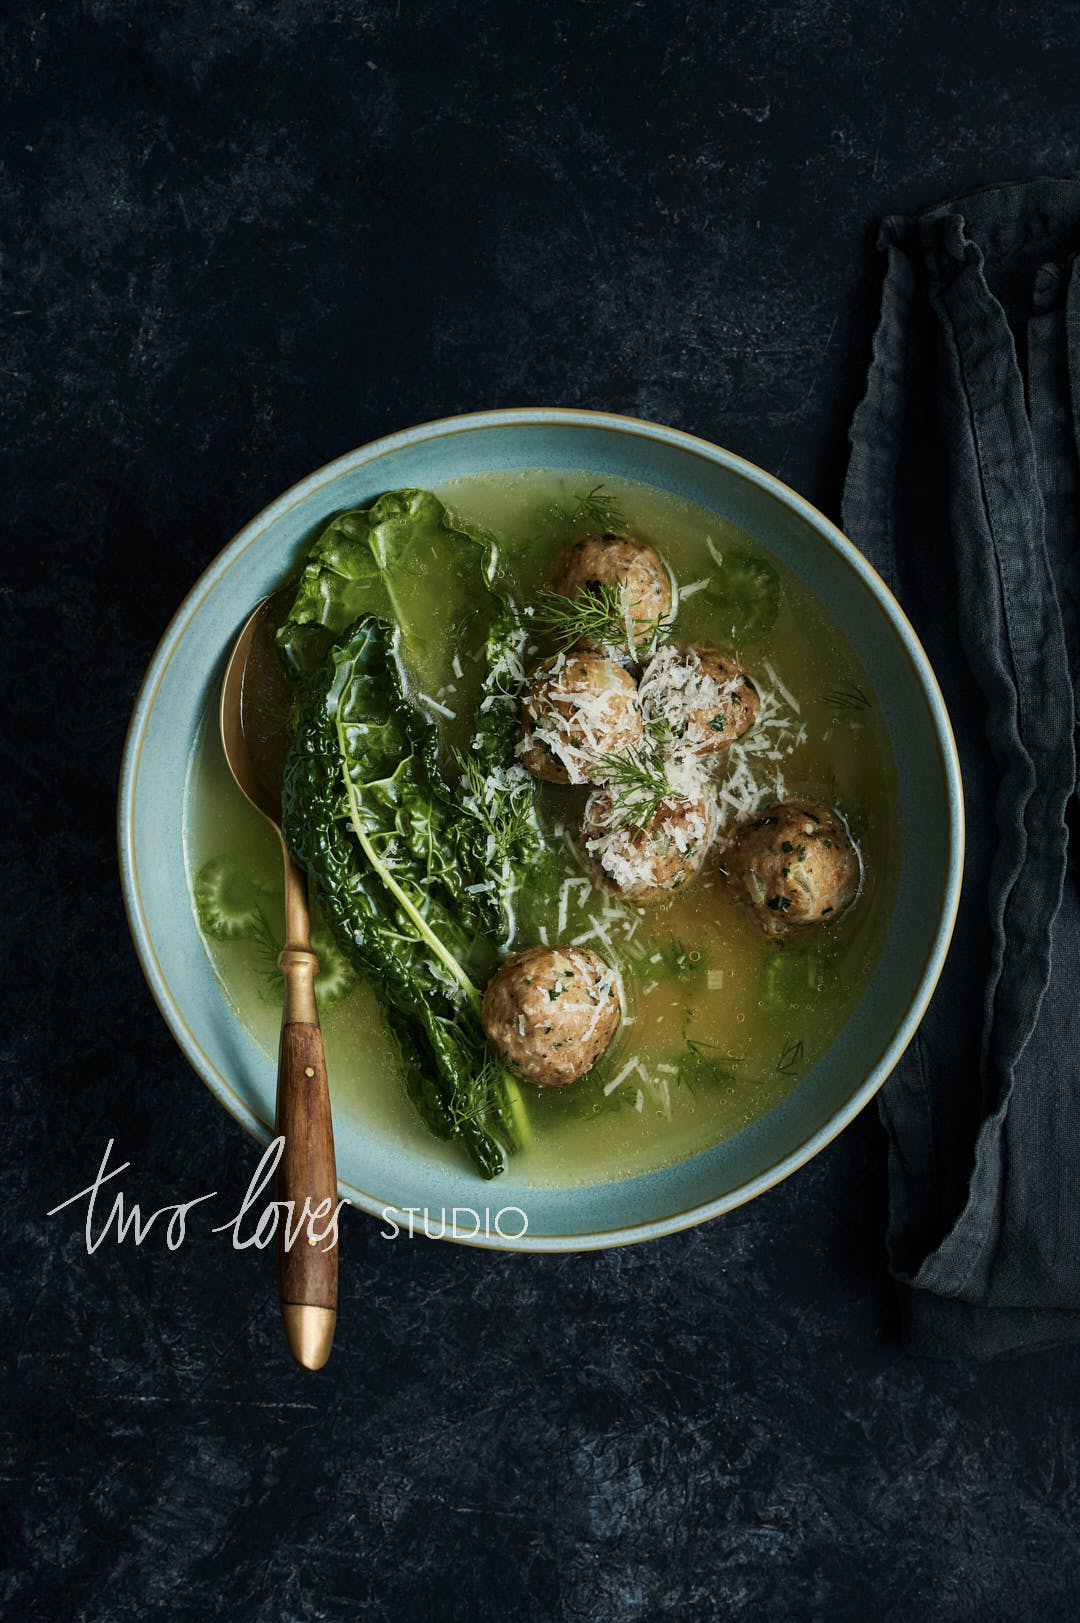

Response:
(581, 785), (717, 902)
(638, 644), (760, 760)
(482, 946), (622, 1086)
(721, 798), (860, 937)
(518, 651), (644, 784)
(549, 532), (673, 655)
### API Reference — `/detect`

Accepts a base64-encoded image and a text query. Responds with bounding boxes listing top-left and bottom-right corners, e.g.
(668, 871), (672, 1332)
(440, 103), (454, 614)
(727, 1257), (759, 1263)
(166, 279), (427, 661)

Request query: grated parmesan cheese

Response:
(761, 660), (801, 715)
(418, 692), (457, 720)
(519, 655), (641, 784)
(557, 876), (593, 936)
(604, 1058), (639, 1095)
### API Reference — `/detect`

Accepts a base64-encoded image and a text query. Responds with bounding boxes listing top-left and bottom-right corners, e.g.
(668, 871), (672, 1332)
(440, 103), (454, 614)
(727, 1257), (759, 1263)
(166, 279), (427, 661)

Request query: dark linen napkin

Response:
(842, 179), (1080, 1359)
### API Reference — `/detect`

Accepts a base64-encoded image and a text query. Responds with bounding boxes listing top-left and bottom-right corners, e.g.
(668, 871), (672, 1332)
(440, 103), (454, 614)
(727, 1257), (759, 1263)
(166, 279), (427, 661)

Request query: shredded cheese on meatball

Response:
(582, 775), (717, 897)
(714, 687), (803, 830)
(638, 644), (750, 757)
(519, 658), (642, 784)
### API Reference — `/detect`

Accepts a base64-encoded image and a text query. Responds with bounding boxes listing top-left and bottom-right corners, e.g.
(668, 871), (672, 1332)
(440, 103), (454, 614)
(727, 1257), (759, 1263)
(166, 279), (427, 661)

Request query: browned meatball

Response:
(638, 644), (760, 759)
(549, 532), (673, 655)
(518, 652), (644, 784)
(482, 946), (622, 1085)
(722, 798), (860, 937)
(581, 785), (716, 902)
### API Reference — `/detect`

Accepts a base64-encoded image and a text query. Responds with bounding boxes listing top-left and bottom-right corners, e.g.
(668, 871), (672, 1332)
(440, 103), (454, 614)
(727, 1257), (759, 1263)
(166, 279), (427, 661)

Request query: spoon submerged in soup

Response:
(220, 590), (338, 1371)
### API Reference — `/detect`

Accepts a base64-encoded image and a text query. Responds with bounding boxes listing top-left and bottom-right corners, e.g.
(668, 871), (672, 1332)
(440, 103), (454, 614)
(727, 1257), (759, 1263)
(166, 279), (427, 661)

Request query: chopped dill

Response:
(686, 1037), (744, 1062)
(677, 1036), (746, 1094)
(775, 1037), (805, 1075)
(662, 937), (706, 975)
(823, 681), (872, 711)
(532, 581), (672, 658)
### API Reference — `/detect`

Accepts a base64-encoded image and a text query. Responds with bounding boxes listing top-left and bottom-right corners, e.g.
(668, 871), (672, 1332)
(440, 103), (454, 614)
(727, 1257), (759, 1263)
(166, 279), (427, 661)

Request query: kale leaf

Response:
(280, 615), (530, 1179)
(276, 488), (496, 704)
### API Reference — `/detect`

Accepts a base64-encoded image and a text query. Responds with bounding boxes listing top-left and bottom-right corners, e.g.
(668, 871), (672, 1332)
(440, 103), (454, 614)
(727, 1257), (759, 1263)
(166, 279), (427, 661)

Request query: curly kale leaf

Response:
(277, 487), (541, 943)
(280, 615), (529, 1179)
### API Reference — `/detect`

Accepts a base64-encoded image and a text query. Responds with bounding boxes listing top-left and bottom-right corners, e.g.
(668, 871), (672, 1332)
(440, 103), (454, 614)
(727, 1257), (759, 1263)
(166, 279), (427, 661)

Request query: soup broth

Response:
(185, 469), (897, 1187)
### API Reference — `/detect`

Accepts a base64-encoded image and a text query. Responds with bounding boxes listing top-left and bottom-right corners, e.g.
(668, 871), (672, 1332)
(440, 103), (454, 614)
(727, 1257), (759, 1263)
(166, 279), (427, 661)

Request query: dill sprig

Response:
(532, 582), (671, 658)
(453, 750), (536, 857)
(249, 906), (285, 991)
(447, 1048), (532, 1154)
(447, 1050), (507, 1133)
(566, 483), (628, 532)
(549, 482), (628, 533)
(596, 742), (689, 832)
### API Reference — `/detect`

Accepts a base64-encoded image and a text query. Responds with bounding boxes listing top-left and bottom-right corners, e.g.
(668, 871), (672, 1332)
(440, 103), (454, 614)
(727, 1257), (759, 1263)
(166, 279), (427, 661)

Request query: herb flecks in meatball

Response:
(581, 780), (717, 902)
(545, 532), (673, 659)
(482, 946), (622, 1086)
(639, 644), (760, 760)
(722, 798), (860, 937)
(518, 651), (643, 784)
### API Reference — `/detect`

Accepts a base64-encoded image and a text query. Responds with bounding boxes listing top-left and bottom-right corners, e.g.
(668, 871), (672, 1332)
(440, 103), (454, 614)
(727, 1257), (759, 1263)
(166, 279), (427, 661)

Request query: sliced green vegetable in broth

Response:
(193, 857), (360, 1009)
(757, 948), (839, 1012)
(308, 922), (360, 1008)
(194, 855), (277, 941)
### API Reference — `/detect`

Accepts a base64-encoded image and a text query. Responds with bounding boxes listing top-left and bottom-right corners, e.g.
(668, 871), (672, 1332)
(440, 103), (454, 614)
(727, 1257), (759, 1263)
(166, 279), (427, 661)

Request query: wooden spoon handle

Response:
(275, 946), (338, 1370)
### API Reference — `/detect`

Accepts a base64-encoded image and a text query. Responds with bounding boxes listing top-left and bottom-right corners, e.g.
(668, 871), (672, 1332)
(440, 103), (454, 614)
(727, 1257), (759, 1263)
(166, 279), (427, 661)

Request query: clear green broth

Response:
(185, 469), (898, 1188)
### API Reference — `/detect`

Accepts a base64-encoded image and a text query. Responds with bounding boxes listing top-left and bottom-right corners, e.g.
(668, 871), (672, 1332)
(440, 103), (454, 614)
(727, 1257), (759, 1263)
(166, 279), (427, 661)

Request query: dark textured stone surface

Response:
(4, 3), (1080, 1618)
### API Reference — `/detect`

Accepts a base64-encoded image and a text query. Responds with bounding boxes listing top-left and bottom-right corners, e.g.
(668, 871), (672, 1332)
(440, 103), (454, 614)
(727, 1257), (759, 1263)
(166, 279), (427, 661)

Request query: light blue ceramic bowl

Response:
(118, 408), (963, 1251)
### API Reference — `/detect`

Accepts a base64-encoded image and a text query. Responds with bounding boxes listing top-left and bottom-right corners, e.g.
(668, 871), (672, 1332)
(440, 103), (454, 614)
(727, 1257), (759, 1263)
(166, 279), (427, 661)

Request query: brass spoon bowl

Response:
(220, 592), (338, 1371)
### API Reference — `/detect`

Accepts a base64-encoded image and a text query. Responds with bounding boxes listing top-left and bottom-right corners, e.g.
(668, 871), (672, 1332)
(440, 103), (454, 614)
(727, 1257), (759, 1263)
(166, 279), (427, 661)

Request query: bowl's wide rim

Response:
(117, 406), (965, 1252)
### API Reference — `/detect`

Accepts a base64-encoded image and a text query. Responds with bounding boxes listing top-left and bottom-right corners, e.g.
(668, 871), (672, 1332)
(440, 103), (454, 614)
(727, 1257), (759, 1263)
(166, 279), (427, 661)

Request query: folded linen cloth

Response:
(842, 178), (1080, 1359)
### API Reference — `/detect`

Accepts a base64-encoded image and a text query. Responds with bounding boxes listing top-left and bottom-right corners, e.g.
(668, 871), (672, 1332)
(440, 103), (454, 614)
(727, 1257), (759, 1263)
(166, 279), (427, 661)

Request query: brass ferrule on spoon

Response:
(220, 594), (338, 1371)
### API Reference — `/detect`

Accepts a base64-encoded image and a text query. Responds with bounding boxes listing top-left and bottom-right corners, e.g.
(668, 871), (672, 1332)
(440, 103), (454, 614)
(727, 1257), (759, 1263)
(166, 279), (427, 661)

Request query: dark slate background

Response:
(5, 2), (1080, 1619)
